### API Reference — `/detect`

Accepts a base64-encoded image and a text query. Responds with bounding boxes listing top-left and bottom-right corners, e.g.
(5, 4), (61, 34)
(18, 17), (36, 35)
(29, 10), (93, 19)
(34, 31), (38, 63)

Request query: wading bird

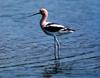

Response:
(31, 8), (75, 66)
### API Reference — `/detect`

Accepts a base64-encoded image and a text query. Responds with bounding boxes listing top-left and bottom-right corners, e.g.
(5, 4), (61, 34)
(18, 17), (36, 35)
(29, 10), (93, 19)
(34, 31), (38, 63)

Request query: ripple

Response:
(0, 0), (100, 78)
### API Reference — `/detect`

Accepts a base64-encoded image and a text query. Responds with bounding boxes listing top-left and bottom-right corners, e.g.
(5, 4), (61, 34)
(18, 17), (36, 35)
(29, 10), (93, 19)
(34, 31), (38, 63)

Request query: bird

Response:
(31, 8), (75, 66)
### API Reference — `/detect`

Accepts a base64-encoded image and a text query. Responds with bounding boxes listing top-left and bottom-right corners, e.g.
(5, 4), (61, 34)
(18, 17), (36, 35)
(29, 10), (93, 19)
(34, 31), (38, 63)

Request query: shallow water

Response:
(0, 0), (100, 78)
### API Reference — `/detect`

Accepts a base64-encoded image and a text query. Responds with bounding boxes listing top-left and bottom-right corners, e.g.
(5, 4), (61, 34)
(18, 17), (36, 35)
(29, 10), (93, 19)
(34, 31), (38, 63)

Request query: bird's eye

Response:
(40, 10), (45, 14)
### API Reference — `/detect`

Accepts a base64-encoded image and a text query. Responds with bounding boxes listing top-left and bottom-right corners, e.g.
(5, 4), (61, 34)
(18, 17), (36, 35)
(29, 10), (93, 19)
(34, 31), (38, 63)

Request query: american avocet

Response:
(32, 8), (75, 65)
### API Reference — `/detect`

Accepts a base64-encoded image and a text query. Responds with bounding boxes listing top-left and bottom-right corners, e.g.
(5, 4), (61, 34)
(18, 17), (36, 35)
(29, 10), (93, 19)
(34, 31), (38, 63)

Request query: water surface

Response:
(0, 0), (100, 78)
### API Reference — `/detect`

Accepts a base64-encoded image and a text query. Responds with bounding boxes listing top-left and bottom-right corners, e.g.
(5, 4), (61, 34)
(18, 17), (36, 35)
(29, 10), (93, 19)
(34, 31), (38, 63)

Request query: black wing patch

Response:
(44, 26), (63, 32)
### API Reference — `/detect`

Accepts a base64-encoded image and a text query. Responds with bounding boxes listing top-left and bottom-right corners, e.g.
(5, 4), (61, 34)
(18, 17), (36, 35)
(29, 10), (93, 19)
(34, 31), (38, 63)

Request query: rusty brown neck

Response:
(40, 14), (48, 28)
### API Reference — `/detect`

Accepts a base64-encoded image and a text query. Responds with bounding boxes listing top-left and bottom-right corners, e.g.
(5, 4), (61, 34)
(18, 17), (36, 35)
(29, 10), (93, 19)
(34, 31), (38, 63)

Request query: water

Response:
(0, 0), (100, 78)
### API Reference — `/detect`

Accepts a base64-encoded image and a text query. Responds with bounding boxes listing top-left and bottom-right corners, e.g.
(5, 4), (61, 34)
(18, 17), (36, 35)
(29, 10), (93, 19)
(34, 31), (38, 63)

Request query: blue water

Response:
(0, 0), (100, 78)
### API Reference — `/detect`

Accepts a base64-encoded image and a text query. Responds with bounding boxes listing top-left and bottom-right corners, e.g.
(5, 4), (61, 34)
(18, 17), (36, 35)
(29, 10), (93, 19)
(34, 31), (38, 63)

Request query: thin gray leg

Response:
(54, 35), (60, 66)
(54, 35), (57, 64)
(55, 37), (60, 61)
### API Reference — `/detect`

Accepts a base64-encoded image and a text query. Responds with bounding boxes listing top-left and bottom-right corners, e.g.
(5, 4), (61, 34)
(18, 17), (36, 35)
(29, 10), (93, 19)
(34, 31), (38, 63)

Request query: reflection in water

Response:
(43, 56), (100, 78)
(43, 64), (61, 78)
(43, 62), (72, 78)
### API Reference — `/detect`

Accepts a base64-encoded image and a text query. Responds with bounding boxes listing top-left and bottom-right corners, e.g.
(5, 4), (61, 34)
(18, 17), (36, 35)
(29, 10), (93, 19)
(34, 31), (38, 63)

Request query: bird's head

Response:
(40, 8), (48, 16)
(31, 8), (48, 16)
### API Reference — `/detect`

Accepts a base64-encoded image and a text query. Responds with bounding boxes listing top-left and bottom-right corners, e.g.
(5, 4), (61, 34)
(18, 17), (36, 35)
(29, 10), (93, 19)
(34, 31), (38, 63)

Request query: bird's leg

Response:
(54, 35), (60, 68)
(54, 35), (57, 64)
(55, 36), (60, 67)
(55, 37), (60, 61)
(54, 35), (59, 73)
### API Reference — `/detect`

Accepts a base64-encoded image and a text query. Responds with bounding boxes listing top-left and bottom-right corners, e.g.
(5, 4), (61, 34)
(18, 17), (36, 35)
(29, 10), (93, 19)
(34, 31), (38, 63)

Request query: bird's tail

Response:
(61, 28), (75, 33)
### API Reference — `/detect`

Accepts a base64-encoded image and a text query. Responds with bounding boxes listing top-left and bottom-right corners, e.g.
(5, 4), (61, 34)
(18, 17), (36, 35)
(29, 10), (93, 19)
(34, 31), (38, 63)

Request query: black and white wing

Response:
(44, 22), (65, 32)
(44, 22), (75, 33)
